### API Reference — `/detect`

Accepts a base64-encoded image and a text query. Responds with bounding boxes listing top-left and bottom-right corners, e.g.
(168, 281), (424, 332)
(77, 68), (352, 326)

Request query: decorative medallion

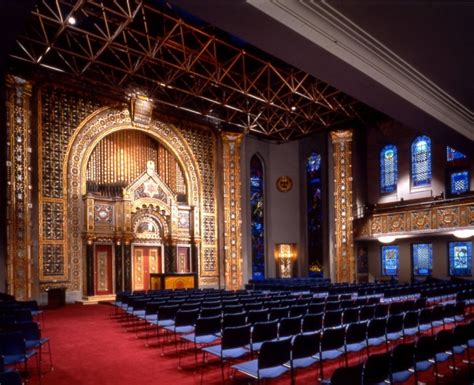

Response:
(276, 176), (293, 193)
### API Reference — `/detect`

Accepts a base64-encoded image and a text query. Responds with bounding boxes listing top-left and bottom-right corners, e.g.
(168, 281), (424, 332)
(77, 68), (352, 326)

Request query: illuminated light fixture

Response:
(378, 236), (396, 244)
(291, 106), (296, 111)
(67, 16), (76, 25)
(452, 229), (474, 239)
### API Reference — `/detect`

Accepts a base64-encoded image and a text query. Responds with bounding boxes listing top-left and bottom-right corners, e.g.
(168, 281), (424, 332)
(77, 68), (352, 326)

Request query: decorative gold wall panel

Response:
(354, 198), (474, 239)
(5, 75), (33, 300)
(38, 86), (103, 286)
(179, 123), (218, 283)
(331, 130), (355, 283)
(222, 133), (243, 290)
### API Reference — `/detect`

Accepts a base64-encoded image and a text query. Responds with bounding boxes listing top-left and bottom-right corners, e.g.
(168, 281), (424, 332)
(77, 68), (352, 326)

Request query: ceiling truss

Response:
(10, 0), (374, 141)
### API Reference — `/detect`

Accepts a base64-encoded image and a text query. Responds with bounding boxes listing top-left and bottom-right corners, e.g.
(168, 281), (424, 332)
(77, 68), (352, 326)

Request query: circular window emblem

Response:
(276, 176), (293, 193)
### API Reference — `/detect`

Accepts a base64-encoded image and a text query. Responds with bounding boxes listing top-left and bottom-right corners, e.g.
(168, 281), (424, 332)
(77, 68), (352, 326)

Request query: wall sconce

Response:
(275, 243), (297, 278)
(453, 229), (474, 239)
(378, 236), (397, 244)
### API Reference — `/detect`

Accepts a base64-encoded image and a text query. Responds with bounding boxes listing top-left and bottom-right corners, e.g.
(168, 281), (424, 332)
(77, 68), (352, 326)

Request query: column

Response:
(330, 130), (355, 283)
(221, 132), (243, 290)
(5, 75), (33, 300)
(86, 239), (94, 296)
(115, 240), (123, 293)
(123, 241), (132, 291)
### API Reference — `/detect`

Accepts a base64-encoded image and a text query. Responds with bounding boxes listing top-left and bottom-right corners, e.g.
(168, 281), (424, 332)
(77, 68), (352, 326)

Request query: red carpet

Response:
(25, 304), (472, 385)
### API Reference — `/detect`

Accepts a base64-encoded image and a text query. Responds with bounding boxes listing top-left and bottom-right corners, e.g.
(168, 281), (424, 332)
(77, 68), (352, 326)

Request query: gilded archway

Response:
(64, 106), (203, 294)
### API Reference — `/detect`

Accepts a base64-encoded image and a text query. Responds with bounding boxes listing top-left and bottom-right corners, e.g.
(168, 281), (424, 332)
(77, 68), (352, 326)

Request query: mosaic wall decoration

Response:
(380, 144), (398, 194)
(330, 130), (355, 283)
(411, 135), (432, 188)
(412, 243), (432, 276)
(449, 241), (472, 277)
(250, 154), (265, 281)
(222, 132), (243, 290)
(381, 245), (399, 276)
(42, 244), (64, 275)
(5, 75), (33, 299)
(94, 204), (113, 224)
(306, 152), (323, 276)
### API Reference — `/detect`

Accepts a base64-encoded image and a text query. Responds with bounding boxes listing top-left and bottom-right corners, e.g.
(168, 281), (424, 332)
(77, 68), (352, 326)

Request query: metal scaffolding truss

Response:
(10, 0), (373, 141)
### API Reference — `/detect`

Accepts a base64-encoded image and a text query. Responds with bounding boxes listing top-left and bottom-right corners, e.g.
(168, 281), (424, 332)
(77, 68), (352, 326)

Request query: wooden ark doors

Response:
(133, 246), (162, 291)
(94, 244), (114, 295)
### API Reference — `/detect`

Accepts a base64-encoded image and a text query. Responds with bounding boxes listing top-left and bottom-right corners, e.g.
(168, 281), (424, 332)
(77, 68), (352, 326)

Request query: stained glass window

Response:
(307, 152), (323, 276)
(380, 144), (398, 193)
(412, 243), (432, 276)
(447, 146), (466, 162)
(449, 241), (472, 276)
(250, 155), (265, 281)
(411, 135), (432, 187)
(450, 170), (469, 195)
(381, 245), (399, 276)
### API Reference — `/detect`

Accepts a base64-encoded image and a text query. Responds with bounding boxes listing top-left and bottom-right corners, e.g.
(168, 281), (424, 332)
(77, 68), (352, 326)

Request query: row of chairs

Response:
(165, 302), (468, 383)
(330, 322), (474, 385)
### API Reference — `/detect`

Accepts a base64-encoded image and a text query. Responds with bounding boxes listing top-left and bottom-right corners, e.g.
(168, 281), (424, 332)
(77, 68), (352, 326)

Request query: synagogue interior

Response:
(1, 1), (474, 385)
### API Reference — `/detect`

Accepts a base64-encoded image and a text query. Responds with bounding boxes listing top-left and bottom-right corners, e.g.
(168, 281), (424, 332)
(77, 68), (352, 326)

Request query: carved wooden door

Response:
(94, 244), (113, 295)
(133, 246), (161, 291)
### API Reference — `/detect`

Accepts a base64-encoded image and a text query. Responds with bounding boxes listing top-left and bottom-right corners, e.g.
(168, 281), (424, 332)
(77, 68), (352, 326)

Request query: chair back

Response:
(415, 336), (435, 362)
(323, 310), (342, 329)
(174, 309), (199, 327)
(346, 322), (367, 345)
(321, 326), (345, 351)
(391, 342), (415, 373)
(367, 318), (386, 339)
(222, 324), (251, 350)
(331, 364), (363, 385)
(0, 372), (23, 385)
(157, 304), (179, 320)
(258, 338), (291, 369)
(251, 320), (278, 343)
(434, 330), (453, 353)
(362, 352), (390, 385)
(222, 312), (247, 328)
(246, 309), (268, 324)
(302, 313), (323, 333)
(19, 321), (41, 341)
(292, 332), (320, 359)
(0, 332), (26, 356)
(195, 316), (221, 337)
(278, 316), (302, 338)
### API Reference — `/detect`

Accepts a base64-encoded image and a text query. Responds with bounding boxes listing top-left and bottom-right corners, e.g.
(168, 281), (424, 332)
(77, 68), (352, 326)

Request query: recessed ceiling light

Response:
(291, 106), (296, 111)
(68, 16), (76, 25)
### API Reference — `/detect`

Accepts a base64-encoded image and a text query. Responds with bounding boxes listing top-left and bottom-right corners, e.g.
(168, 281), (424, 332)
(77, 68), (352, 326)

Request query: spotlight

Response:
(68, 16), (76, 25)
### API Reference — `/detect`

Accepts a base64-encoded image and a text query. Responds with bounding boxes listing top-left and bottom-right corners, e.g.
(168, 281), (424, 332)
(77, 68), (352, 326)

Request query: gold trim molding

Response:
(5, 75), (33, 300)
(330, 129), (355, 283)
(222, 132), (243, 290)
(355, 198), (474, 239)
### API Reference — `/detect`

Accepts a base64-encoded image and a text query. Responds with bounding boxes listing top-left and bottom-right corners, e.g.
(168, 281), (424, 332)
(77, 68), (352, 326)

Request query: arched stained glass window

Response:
(411, 135), (432, 187)
(250, 155), (265, 281)
(380, 144), (398, 193)
(307, 152), (323, 276)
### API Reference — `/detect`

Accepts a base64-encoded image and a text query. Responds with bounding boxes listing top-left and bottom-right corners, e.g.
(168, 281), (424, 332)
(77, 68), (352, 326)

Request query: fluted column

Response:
(221, 132), (243, 290)
(330, 130), (355, 283)
(5, 75), (33, 300)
